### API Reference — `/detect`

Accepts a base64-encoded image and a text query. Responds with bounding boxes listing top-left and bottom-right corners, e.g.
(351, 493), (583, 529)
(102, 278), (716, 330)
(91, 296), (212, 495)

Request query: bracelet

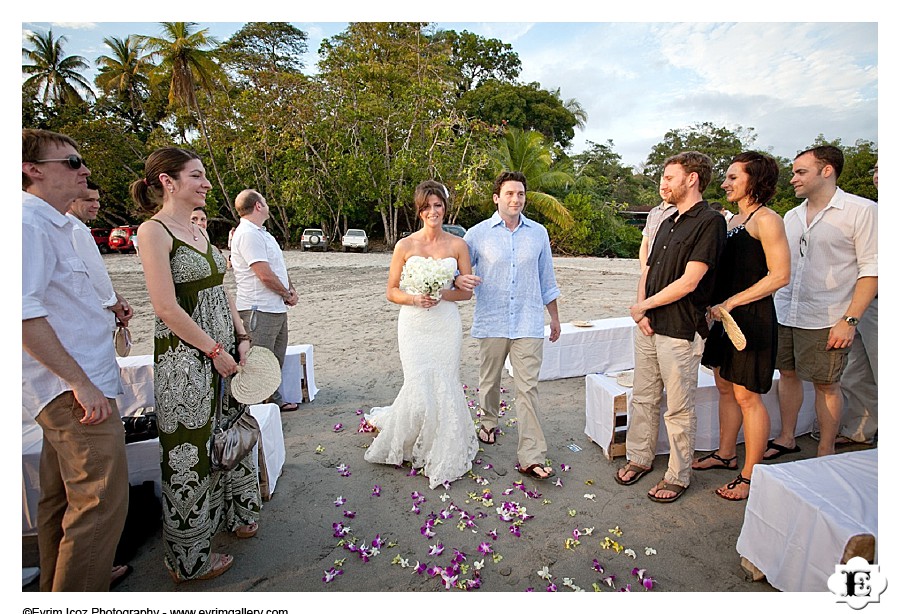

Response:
(236, 333), (251, 343)
(206, 342), (224, 359)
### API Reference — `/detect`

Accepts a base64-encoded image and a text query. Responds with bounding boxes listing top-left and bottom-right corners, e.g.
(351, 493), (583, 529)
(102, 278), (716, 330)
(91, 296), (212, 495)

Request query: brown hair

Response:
(130, 147), (201, 212)
(796, 145), (844, 179)
(493, 170), (527, 196)
(663, 151), (713, 192)
(235, 189), (263, 217)
(414, 180), (449, 218)
(22, 128), (79, 189)
(731, 151), (780, 204)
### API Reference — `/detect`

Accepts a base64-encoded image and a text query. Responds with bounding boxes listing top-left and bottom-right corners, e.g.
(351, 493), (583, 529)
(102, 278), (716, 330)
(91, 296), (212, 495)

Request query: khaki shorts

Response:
(775, 324), (850, 384)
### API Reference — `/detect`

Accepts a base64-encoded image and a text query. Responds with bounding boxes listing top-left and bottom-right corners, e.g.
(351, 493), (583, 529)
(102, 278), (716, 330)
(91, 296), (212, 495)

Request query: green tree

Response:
(94, 35), (153, 133)
(644, 122), (757, 200)
(440, 29), (521, 95)
(571, 139), (656, 208)
(219, 22), (307, 81)
(22, 29), (94, 106)
(142, 22), (234, 212)
(457, 80), (579, 149)
(487, 127), (574, 229)
(317, 22), (468, 244)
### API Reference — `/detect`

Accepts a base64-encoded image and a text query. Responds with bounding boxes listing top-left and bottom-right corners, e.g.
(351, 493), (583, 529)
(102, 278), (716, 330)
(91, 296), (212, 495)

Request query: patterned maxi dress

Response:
(150, 220), (260, 580)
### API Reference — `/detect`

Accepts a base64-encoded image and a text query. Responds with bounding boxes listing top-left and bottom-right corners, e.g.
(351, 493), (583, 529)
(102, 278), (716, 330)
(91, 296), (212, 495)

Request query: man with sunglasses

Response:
(767, 145), (877, 460)
(22, 129), (129, 591)
(230, 188), (299, 411)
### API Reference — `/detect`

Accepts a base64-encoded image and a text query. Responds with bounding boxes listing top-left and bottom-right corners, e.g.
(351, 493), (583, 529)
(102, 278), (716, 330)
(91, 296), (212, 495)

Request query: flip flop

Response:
(614, 461), (653, 485)
(477, 425), (496, 445)
(692, 452), (738, 471)
(168, 553), (234, 584)
(763, 440), (801, 460)
(517, 463), (554, 480)
(235, 522), (258, 539)
(110, 564), (133, 590)
(280, 402), (299, 412)
(835, 435), (873, 447)
(647, 479), (687, 503)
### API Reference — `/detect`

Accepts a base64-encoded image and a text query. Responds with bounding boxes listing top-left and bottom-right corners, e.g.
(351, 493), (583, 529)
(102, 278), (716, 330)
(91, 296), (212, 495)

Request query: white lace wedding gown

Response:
(364, 256), (479, 489)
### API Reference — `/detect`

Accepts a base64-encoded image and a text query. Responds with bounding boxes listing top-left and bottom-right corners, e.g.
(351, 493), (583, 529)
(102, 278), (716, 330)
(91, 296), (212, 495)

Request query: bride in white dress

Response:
(364, 180), (481, 489)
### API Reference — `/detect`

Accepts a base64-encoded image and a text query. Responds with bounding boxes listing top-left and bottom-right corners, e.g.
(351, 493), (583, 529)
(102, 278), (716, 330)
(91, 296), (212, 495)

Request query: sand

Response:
(28, 248), (824, 600)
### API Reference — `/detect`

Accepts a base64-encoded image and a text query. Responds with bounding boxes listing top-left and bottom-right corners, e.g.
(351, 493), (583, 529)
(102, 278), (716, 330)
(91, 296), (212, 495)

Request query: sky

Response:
(18, 10), (883, 169)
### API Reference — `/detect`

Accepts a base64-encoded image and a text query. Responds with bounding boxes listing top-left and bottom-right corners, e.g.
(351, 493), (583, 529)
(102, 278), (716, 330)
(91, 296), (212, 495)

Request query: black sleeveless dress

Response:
(701, 208), (777, 393)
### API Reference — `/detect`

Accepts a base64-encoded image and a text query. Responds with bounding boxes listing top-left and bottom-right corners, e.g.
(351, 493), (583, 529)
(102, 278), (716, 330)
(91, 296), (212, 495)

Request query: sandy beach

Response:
(24, 248), (829, 601)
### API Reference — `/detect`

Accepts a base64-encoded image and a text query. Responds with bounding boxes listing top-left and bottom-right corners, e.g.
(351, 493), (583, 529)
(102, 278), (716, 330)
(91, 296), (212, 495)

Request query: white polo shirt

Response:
(774, 188), (877, 329)
(22, 192), (122, 419)
(230, 217), (289, 313)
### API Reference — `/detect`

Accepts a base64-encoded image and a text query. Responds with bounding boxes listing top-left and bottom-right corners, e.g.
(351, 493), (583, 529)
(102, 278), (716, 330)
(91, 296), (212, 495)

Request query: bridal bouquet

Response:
(400, 257), (454, 300)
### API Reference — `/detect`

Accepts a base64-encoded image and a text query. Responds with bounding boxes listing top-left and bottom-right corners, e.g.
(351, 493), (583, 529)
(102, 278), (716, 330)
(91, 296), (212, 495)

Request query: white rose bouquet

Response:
(400, 257), (454, 301)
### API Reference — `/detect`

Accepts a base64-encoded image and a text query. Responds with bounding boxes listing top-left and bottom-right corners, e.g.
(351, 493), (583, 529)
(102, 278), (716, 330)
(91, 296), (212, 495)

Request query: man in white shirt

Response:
(67, 181), (133, 331)
(837, 159), (878, 446)
(768, 145), (877, 459)
(230, 189), (299, 411)
(22, 129), (129, 591)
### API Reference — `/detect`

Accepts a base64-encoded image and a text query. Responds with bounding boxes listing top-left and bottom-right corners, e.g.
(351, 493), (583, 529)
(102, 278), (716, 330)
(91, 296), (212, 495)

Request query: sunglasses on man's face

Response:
(33, 154), (87, 170)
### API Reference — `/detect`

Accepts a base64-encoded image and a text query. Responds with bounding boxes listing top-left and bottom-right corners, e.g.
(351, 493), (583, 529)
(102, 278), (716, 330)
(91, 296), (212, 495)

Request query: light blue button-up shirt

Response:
(465, 211), (560, 339)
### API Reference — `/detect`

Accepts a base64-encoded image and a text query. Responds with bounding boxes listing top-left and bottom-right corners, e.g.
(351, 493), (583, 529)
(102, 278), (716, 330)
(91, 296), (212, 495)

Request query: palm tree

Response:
(95, 35), (152, 131)
(551, 87), (588, 131)
(142, 22), (234, 212)
(22, 29), (94, 106)
(489, 127), (575, 229)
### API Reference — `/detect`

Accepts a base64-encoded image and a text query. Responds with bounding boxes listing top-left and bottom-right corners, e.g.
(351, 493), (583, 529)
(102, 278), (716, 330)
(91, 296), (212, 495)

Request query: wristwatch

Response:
(843, 315), (860, 326)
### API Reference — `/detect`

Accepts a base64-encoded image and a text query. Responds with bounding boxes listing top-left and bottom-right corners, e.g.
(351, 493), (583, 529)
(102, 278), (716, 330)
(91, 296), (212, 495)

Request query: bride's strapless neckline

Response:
(407, 255), (457, 265)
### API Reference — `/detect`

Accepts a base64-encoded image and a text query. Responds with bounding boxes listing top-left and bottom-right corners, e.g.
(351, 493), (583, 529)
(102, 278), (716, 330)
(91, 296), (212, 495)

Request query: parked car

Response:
(342, 229), (369, 253)
(91, 227), (112, 253)
(442, 224), (466, 238)
(108, 225), (139, 253)
(300, 228), (328, 251)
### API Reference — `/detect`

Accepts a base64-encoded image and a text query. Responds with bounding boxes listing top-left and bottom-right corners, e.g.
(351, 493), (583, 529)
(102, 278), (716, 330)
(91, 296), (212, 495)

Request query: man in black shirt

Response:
(615, 151), (726, 503)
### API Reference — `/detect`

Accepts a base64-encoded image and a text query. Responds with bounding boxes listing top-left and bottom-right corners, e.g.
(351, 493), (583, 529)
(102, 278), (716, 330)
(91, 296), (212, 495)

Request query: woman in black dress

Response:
(692, 152), (790, 501)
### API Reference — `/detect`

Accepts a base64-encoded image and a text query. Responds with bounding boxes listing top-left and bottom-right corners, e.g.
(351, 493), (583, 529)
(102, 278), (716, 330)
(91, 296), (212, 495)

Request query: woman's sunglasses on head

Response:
(32, 154), (87, 170)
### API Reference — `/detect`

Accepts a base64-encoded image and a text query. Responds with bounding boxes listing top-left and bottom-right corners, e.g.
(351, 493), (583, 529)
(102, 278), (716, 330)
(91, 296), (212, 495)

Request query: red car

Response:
(108, 225), (139, 253)
(91, 227), (112, 253)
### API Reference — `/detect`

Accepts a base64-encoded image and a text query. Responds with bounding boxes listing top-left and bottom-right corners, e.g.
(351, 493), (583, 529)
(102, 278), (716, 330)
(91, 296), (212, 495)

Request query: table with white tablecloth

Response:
(736, 449), (877, 592)
(505, 317), (636, 381)
(116, 343), (318, 415)
(585, 368), (817, 457)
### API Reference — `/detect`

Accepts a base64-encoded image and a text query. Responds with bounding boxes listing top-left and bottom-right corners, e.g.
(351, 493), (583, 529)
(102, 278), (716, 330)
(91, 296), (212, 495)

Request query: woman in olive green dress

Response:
(133, 148), (260, 583)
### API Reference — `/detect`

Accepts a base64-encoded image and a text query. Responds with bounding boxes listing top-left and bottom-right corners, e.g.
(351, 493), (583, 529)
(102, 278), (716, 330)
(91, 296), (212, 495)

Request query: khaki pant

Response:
(478, 337), (547, 467)
(36, 392), (129, 591)
(841, 297), (878, 442)
(240, 309), (289, 406)
(627, 329), (703, 487)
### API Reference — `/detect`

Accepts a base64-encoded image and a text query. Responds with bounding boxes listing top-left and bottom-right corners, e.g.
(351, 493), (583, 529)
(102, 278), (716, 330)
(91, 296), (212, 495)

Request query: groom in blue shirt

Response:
(457, 171), (560, 480)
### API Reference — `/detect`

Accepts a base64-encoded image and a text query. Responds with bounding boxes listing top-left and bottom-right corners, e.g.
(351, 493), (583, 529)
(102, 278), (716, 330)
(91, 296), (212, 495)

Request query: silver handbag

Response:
(210, 378), (260, 472)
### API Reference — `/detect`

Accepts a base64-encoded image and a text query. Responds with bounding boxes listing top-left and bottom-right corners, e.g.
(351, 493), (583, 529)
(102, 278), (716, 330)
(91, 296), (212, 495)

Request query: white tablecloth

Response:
(249, 403), (285, 499)
(736, 449), (877, 592)
(280, 344), (318, 404)
(115, 343), (317, 414)
(585, 368), (817, 456)
(505, 317), (636, 380)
